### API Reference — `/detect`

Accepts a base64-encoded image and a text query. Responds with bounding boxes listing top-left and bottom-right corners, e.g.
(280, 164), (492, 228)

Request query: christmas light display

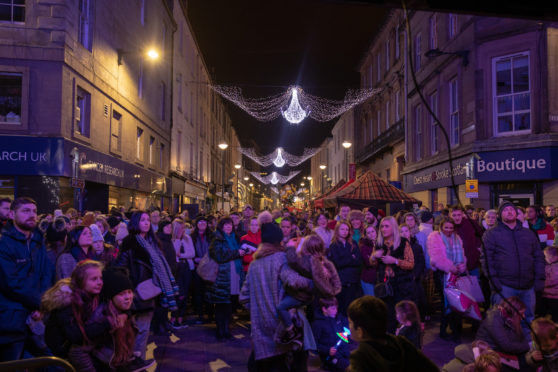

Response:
(249, 170), (300, 185)
(240, 147), (320, 168)
(211, 85), (381, 124)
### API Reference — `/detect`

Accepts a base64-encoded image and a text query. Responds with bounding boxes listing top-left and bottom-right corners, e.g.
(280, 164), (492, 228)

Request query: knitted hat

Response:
(419, 210), (434, 224)
(101, 267), (133, 300)
(46, 217), (68, 242)
(106, 216), (120, 229)
(260, 222), (283, 244)
(89, 224), (104, 243)
(115, 223), (129, 241)
(498, 201), (516, 220)
(158, 219), (172, 233)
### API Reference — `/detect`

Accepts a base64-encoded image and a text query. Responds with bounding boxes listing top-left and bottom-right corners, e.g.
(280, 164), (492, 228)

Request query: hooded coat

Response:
(0, 222), (54, 344)
(239, 242), (316, 361)
(347, 334), (439, 372)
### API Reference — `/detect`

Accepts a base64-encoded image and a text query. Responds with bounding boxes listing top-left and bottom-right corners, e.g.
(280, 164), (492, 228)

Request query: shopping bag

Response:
(456, 274), (485, 303)
(196, 252), (219, 283)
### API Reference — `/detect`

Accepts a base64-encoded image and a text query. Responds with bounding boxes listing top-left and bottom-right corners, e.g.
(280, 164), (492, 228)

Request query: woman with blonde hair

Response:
(371, 216), (415, 332)
(171, 220), (195, 329)
(327, 220), (363, 316)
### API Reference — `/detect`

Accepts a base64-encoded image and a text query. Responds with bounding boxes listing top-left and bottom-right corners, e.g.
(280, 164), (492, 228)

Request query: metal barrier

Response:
(0, 356), (75, 372)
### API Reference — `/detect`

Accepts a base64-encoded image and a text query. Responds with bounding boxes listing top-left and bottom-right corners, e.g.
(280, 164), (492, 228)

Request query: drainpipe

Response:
(403, 16), (409, 164)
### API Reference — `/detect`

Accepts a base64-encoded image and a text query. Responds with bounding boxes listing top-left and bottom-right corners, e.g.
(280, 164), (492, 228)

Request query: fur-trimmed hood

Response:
(253, 242), (285, 260)
(311, 256), (342, 297)
(41, 278), (72, 313)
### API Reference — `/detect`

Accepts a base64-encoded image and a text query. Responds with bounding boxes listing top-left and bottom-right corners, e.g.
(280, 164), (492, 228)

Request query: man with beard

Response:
(0, 197), (11, 228)
(0, 197), (54, 362)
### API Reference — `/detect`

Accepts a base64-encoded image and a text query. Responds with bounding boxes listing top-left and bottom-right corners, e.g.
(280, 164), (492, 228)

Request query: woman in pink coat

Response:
(427, 217), (466, 342)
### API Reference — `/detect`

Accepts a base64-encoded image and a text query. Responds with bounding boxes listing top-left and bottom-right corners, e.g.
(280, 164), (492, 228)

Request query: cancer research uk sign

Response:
(476, 148), (558, 182)
(0, 136), (64, 176)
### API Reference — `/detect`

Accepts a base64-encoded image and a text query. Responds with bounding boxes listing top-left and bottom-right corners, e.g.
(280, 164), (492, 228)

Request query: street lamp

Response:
(117, 47), (160, 65)
(342, 140), (352, 180)
(234, 164), (241, 207)
(218, 142), (228, 211)
(307, 176), (312, 199)
(425, 48), (469, 67)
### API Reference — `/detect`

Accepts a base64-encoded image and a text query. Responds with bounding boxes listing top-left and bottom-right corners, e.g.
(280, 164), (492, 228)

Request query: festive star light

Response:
(249, 170), (300, 185)
(211, 85), (381, 124)
(240, 147), (320, 168)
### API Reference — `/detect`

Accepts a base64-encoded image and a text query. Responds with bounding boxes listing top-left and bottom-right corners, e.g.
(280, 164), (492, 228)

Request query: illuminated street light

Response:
(146, 48), (159, 61)
(249, 183), (254, 187)
(319, 164), (326, 170)
(218, 142), (228, 150)
(244, 176), (249, 181)
(307, 176), (312, 180)
(234, 164), (241, 169)
(342, 141), (352, 149)
(301, 182), (305, 186)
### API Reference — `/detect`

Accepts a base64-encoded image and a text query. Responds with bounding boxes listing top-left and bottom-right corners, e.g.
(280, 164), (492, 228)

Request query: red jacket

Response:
(240, 230), (261, 272)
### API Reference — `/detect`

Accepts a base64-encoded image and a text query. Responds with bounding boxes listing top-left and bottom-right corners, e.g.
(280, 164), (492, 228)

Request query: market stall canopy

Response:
(323, 171), (420, 209)
(313, 179), (348, 209)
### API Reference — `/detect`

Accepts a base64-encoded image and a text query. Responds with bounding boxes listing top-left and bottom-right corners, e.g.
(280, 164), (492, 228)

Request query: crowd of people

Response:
(1, 195), (558, 372)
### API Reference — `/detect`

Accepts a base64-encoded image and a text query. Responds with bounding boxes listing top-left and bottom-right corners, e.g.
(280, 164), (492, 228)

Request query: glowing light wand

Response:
(327, 327), (351, 362)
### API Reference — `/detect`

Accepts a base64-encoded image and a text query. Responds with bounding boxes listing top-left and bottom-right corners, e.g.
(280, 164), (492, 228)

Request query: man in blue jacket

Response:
(0, 197), (54, 362)
(481, 201), (545, 330)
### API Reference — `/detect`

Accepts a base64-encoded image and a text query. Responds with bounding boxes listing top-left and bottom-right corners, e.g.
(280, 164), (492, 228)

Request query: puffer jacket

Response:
(205, 231), (244, 304)
(482, 221), (545, 291)
(0, 222), (54, 343)
(475, 307), (529, 355)
(115, 235), (155, 312)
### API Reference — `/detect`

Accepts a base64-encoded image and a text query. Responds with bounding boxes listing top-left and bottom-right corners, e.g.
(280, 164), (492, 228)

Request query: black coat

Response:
(311, 312), (350, 359)
(157, 232), (177, 274)
(409, 237), (426, 281)
(115, 235), (155, 312)
(328, 239), (362, 285)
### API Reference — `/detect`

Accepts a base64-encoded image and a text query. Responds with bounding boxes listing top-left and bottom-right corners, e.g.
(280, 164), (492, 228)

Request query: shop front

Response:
(476, 147), (558, 208)
(0, 135), (171, 213)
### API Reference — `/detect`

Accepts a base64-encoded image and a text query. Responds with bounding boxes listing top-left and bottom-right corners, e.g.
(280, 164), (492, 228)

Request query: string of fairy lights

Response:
(211, 85), (381, 124)
(212, 84), (377, 190)
(240, 147), (320, 168)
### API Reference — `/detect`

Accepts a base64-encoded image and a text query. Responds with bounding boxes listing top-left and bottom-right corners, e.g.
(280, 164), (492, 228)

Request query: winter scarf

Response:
(441, 233), (464, 265)
(135, 235), (179, 311)
(532, 217), (546, 231)
(224, 232), (243, 275)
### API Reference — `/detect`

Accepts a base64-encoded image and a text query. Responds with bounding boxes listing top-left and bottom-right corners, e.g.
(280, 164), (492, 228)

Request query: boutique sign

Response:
(476, 148), (558, 181)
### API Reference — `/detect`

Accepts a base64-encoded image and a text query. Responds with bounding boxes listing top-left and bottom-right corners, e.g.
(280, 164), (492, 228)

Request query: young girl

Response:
(44, 260), (106, 372)
(277, 234), (342, 344)
(328, 220), (363, 316)
(395, 300), (422, 349)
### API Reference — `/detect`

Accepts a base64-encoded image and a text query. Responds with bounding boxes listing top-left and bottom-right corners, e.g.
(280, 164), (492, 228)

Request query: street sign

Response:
(71, 178), (85, 189)
(465, 179), (478, 198)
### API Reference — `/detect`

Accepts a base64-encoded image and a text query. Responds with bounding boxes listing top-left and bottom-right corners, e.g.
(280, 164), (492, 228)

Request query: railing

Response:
(0, 356), (76, 372)
(356, 119), (405, 163)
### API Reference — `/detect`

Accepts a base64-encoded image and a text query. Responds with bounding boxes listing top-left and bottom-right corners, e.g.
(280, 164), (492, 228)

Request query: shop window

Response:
(449, 79), (459, 146)
(0, 72), (22, 124)
(76, 86), (90, 137)
(0, 0), (25, 23)
(430, 91), (439, 154)
(493, 53), (531, 136)
(78, 0), (91, 50)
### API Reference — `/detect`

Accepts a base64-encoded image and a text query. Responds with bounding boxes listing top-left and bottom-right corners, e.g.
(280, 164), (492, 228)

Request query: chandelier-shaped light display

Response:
(211, 85), (381, 124)
(281, 88), (309, 124)
(240, 147), (320, 168)
(249, 171), (300, 185)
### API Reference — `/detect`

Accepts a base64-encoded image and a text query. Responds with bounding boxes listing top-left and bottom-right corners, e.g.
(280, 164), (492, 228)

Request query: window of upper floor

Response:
(493, 52), (531, 136)
(0, 0), (24, 23)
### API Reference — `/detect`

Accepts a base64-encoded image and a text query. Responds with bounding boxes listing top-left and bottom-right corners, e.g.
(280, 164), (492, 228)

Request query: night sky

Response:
(187, 0), (389, 179)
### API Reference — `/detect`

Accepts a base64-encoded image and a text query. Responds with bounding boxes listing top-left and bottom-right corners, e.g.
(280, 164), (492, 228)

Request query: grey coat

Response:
(240, 243), (316, 361)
